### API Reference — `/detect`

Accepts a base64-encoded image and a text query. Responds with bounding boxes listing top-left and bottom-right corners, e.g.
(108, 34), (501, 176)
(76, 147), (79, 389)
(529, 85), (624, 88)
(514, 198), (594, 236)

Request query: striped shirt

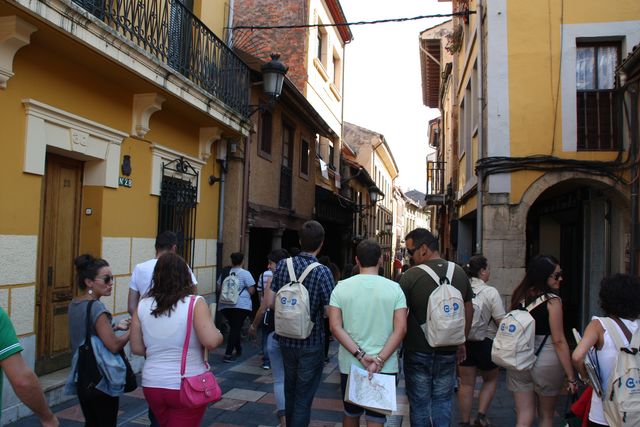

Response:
(271, 253), (334, 348)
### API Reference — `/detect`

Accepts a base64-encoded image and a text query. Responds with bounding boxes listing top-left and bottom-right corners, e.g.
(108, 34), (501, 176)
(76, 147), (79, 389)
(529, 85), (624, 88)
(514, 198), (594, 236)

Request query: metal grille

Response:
(577, 89), (619, 150)
(71, 0), (251, 117)
(158, 157), (198, 266)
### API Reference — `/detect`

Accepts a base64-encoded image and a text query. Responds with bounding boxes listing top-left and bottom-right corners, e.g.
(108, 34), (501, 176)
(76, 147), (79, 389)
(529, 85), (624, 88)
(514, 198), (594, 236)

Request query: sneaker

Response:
(223, 355), (235, 363)
(262, 362), (271, 370)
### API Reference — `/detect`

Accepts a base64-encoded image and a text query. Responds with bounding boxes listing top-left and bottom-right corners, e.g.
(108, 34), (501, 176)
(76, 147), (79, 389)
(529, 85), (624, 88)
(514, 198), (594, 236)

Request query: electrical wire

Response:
(227, 11), (475, 31)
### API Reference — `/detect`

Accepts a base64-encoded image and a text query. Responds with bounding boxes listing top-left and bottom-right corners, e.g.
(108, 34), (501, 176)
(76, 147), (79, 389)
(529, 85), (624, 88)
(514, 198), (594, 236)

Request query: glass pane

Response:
(597, 46), (617, 89)
(576, 47), (595, 90)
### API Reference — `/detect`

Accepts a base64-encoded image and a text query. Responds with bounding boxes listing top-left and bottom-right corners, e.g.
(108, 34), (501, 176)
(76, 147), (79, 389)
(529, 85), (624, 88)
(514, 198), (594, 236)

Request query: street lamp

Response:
(261, 53), (288, 101)
(247, 53), (289, 117)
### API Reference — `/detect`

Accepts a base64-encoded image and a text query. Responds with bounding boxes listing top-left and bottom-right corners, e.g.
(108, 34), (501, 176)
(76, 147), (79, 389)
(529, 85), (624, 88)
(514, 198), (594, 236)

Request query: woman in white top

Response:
(572, 273), (640, 427)
(457, 255), (506, 427)
(130, 253), (223, 427)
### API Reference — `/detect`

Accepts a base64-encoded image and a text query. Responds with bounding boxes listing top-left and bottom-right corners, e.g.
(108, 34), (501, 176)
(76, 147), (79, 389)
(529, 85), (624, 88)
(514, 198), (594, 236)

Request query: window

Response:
(576, 42), (620, 150)
(279, 122), (295, 209)
(300, 138), (310, 177)
(328, 142), (335, 169)
(333, 51), (342, 88)
(259, 110), (273, 157)
(317, 28), (325, 63)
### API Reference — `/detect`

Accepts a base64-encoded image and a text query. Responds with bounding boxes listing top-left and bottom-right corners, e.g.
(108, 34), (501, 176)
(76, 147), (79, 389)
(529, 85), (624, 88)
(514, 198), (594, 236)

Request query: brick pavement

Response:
(7, 339), (571, 426)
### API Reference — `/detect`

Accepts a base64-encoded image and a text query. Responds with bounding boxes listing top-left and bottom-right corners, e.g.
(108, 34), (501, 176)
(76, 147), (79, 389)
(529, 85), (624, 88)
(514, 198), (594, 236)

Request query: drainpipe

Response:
(475, 0), (485, 255)
(629, 83), (639, 275)
(216, 149), (227, 279)
(240, 134), (251, 253)
(226, 0), (235, 47)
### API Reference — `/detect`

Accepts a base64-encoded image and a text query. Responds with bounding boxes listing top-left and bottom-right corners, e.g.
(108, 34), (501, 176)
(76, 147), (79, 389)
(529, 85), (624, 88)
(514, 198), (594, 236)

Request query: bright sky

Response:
(340, 0), (451, 194)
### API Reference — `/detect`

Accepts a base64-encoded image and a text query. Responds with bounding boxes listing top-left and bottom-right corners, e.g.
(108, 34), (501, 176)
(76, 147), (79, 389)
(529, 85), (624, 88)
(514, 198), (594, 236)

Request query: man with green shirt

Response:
(0, 307), (58, 426)
(400, 228), (473, 427)
(328, 239), (407, 427)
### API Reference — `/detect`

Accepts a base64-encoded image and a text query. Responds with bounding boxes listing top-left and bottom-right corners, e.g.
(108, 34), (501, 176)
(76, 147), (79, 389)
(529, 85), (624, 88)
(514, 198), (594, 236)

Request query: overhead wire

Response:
(227, 11), (475, 31)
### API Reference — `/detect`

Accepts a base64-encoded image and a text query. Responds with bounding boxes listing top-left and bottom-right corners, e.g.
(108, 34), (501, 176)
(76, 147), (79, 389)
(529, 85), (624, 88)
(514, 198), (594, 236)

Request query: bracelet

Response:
(357, 351), (366, 361)
(353, 346), (363, 358)
(375, 355), (385, 366)
(568, 379), (578, 385)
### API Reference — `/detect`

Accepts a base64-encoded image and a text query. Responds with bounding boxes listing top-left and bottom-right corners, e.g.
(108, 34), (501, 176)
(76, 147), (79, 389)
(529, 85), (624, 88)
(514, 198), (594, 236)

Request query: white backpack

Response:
(219, 272), (243, 305)
(417, 262), (466, 347)
(601, 317), (640, 426)
(274, 258), (321, 339)
(468, 285), (489, 342)
(491, 295), (552, 370)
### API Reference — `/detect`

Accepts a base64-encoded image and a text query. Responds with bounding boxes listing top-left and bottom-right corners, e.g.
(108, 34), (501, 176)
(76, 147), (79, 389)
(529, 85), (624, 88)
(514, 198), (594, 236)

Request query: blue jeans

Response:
(267, 332), (285, 416)
(280, 344), (325, 427)
(403, 350), (457, 427)
(261, 325), (271, 364)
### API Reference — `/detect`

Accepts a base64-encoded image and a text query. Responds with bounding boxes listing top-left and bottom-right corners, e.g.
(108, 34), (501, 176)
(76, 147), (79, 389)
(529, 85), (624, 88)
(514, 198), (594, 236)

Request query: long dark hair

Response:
(148, 253), (196, 317)
(510, 255), (558, 310)
(74, 254), (109, 290)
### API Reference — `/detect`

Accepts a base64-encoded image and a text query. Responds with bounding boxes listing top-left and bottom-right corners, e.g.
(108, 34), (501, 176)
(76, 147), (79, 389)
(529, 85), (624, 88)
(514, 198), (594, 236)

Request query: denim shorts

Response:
(340, 373), (395, 424)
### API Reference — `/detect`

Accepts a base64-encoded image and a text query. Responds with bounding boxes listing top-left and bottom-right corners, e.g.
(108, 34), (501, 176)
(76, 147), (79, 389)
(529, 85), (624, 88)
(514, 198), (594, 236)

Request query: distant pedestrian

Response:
(271, 220), (335, 427)
(572, 274), (640, 427)
(217, 252), (255, 363)
(507, 255), (577, 427)
(329, 239), (407, 427)
(457, 255), (505, 427)
(342, 263), (354, 280)
(130, 253), (223, 426)
(249, 248), (290, 426)
(400, 228), (473, 426)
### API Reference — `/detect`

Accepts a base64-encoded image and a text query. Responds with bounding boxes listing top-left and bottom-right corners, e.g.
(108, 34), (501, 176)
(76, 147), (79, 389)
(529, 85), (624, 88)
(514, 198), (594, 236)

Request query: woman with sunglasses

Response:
(67, 254), (131, 426)
(507, 255), (577, 427)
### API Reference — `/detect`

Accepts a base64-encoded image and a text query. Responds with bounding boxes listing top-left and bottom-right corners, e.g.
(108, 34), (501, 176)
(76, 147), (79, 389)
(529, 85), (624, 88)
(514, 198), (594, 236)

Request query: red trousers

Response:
(143, 387), (207, 427)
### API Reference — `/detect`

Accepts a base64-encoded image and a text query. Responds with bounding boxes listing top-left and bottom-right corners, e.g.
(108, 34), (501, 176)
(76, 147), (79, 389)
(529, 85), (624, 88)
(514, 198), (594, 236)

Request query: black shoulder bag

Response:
(76, 300), (102, 394)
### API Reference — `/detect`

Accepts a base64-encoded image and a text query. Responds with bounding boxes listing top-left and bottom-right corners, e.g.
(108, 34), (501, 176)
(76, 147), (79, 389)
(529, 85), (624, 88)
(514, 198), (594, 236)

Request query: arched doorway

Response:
(525, 178), (630, 332)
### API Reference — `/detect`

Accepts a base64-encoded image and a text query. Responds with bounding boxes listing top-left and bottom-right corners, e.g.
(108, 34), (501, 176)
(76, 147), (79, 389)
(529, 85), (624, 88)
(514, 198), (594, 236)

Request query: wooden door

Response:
(36, 154), (82, 374)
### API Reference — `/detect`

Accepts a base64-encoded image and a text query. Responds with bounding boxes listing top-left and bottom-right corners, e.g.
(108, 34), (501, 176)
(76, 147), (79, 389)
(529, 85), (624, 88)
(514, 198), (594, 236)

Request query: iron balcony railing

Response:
(72, 0), (251, 117)
(426, 160), (446, 205)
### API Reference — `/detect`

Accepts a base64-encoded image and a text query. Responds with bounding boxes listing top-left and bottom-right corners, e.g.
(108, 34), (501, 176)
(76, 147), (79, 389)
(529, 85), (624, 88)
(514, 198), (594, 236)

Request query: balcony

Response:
(71, 0), (251, 117)
(426, 160), (446, 205)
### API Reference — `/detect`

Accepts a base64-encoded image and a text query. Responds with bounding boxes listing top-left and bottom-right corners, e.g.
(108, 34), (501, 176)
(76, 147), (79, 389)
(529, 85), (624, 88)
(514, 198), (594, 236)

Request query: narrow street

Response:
(7, 339), (569, 426)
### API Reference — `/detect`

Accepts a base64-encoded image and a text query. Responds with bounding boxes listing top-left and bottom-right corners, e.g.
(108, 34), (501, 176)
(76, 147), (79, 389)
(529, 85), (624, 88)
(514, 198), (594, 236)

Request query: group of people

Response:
(1, 222), (636, 427)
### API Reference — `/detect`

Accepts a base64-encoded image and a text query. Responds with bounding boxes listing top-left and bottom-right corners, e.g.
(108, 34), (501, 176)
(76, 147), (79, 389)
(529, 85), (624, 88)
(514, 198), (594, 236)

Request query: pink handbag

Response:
(179, 296), (222, 408)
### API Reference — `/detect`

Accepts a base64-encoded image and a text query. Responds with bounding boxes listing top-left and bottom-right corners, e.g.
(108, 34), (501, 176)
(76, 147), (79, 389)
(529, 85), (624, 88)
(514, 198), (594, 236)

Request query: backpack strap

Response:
(416, 262), (453, 286)
(631, 320), (640, 349)
(298, 262), (321, 283)
(601, 317), (628, 350)
(524, 294), (557, 312)
(286, 258), (297, 282)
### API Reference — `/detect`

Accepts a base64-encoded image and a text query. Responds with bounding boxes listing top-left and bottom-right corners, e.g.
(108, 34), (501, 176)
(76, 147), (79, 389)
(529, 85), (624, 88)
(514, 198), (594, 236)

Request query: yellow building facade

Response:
(0, 0), (251, 420)
(423, 0), (639, 329)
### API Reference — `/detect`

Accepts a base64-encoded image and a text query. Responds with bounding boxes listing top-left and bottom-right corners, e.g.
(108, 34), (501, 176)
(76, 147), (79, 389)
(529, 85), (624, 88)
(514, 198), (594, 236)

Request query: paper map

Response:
(347, 364), (397, 412)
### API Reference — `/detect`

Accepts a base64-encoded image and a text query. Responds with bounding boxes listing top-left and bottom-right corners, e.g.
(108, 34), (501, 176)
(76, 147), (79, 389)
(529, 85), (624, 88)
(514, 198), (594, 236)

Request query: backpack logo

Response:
(279, 297), (297, 306)
(509, 324), (517, 333)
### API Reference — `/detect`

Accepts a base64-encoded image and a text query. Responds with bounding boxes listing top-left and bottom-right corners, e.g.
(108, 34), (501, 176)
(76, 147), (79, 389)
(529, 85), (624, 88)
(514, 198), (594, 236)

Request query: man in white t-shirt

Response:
(217, 252), (255, 362)
(127, 231), (198, 315)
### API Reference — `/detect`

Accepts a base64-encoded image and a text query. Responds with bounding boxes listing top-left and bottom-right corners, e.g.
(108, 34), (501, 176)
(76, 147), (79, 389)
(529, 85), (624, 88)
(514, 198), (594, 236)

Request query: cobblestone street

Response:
(6, 338), (573, 426)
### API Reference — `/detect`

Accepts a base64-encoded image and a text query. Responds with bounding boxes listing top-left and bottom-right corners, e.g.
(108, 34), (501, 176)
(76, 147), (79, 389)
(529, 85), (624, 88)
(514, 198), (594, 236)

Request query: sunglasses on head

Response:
(550, 271), (563, 280)
(97, 275), (114, 284)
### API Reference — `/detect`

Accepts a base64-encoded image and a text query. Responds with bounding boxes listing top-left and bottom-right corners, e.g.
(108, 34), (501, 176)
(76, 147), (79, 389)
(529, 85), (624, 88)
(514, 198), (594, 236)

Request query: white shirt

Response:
(217, 267), (255, 311)
(138, 295), (208, 389)
(130, 258), (198, 297)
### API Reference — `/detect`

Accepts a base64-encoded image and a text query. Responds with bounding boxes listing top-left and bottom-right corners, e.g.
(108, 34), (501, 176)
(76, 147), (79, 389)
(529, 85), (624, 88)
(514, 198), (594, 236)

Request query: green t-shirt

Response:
(400, 259), (473, 353)
(329, 274), (407, 374)
(0, 307), (24, 419)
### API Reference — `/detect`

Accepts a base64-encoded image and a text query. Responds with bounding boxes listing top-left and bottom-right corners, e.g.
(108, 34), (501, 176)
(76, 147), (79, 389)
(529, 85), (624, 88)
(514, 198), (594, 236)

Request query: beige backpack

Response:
(274, 258), (320, 340)
(601, 317), (640, 426)
(417, 262), (466, 347)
